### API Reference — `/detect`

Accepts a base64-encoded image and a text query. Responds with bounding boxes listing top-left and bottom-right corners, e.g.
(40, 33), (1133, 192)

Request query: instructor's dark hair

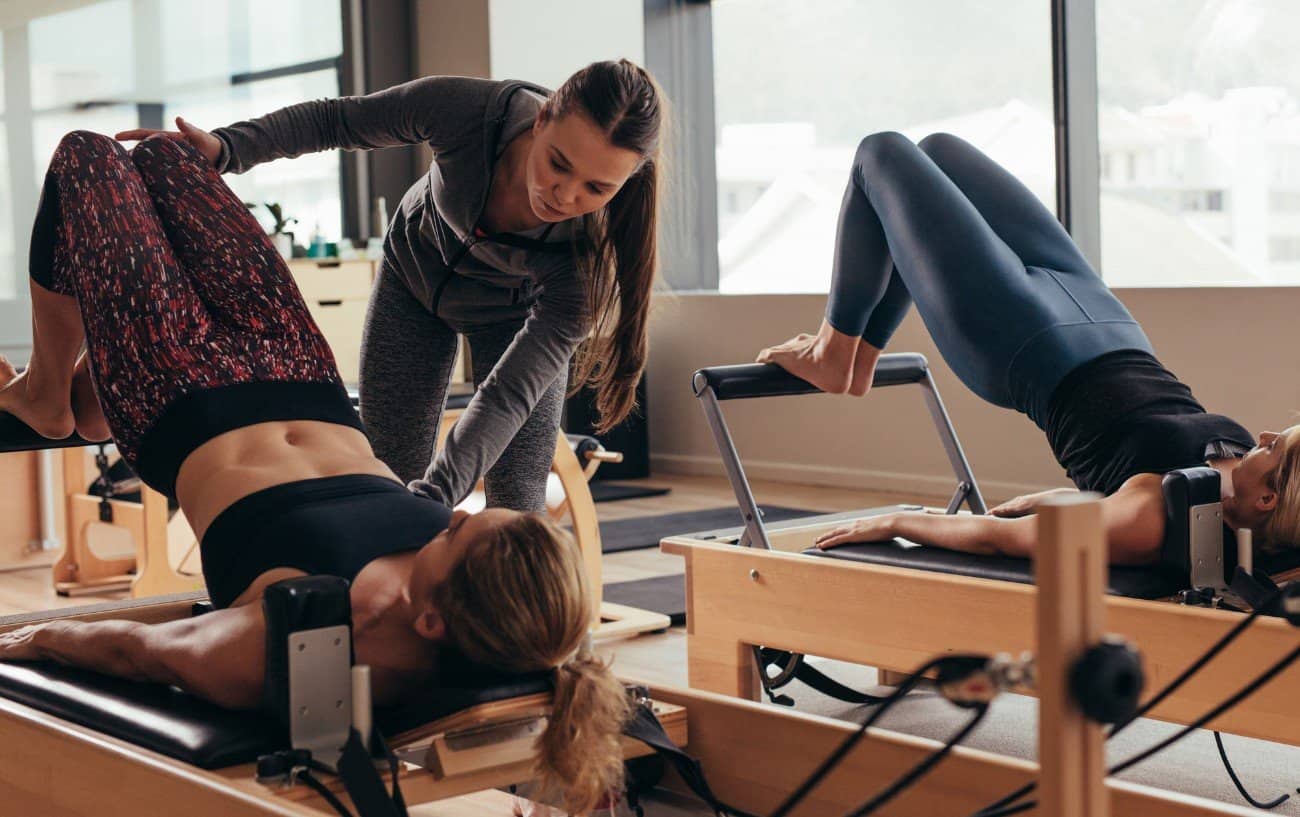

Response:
(541, 59), (666, 434)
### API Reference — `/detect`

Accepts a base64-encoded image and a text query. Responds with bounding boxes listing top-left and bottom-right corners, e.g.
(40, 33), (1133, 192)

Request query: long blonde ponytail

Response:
(432, 514), (631, 813)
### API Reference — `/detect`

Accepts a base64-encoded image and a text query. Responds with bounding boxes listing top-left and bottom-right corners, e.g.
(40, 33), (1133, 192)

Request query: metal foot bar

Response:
(691, 353), (985, 550)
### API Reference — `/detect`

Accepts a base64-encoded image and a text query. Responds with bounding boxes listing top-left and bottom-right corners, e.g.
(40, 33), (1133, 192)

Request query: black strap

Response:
(335, 729), (409, 817)
(623, 703), (759, 817)
(758, 649), (886, 706)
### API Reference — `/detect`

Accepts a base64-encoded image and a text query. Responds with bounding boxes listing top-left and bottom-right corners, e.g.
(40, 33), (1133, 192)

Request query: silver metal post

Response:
(698, 386), (772, 549)
(919, 372), (987, 514)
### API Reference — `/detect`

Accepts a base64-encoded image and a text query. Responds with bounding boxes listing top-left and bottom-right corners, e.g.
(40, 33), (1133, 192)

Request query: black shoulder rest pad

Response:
(807, 541), (1188, 600)
(692, 352), (929, 401)
(0, 648), (552, 770)
(262, 576), (353, 727)
(1161, 466), (1222, 574)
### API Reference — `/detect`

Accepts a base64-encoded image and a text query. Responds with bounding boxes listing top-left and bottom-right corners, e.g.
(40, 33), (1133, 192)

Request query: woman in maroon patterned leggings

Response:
(0, 134), (631, 812)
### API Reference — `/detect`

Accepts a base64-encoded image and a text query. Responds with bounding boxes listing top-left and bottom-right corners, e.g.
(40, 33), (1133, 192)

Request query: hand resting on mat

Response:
(815, 472), (1170, 565)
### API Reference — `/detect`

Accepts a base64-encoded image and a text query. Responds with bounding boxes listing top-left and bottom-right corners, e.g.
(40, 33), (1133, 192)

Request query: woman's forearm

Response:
(889, 512), (1036, 558)
(28, 620), (170, 683)
(215, 76), (491, 174)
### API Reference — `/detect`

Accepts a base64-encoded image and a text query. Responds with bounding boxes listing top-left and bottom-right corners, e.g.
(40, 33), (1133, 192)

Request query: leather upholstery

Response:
(692, 353), (928, 400)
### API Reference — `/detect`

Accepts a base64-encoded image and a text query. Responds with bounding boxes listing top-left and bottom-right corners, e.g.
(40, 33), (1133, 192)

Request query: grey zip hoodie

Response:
(212, 76), (589, 505)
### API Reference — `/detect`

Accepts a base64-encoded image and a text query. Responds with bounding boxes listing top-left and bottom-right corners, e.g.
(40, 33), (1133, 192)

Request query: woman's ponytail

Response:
(535, 646), (632, 814)
(431, 513), (632, 813)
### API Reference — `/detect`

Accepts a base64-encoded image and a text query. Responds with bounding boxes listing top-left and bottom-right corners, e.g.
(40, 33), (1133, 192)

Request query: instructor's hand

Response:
(115, 116), (221, 168)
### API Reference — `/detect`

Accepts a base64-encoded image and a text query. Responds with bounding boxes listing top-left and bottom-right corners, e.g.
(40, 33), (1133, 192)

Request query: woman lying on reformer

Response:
(0, 132), (625, 815)
(757, 131), (1299, 564)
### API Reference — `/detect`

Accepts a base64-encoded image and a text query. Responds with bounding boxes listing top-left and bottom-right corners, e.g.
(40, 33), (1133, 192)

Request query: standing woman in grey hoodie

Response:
(117, 60), (665, 512)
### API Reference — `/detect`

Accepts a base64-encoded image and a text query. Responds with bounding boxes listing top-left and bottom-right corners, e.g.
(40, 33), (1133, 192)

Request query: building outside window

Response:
(1097, 0), (1300, 285)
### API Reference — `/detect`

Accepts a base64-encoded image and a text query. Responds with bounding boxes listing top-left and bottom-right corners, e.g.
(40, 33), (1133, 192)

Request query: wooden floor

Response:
(0, 471), (943, 693)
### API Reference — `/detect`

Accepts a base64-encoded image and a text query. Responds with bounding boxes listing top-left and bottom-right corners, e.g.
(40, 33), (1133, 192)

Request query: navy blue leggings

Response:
(826, 132), (1152, 425)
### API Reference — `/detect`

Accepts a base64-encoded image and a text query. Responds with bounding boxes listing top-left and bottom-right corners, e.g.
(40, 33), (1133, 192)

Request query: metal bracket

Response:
(288, 624), (354, 771)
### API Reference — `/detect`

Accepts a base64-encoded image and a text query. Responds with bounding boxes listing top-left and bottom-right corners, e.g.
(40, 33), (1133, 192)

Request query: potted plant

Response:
(247, 202), (297, 259)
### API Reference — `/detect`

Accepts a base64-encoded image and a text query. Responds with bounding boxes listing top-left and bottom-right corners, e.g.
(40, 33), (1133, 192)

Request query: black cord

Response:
(1110, 644), (1300, 777)
(1213, 731), (1291, 810)
(842, 703), (990, 817)
(979, 643), (1300, 817)
(968, 590), (1280, 817)
(769, 655), (953, 817)
(298, 769), (355, 817)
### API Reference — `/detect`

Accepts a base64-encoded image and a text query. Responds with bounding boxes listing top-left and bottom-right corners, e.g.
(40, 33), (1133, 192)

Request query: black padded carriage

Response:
(0, 602), (549, 769)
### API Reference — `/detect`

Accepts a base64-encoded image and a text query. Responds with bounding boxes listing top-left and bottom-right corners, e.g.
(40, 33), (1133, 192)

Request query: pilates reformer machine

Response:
(0, 389), (668, 638)
(665, 354), (1300, 790)
(0, 492), (1279, 817)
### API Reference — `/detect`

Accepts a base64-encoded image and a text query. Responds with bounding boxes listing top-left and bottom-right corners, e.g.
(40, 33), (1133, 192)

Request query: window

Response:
(1, 1), (343, 349)
(710, 0), (1054, 294)
(1097, 0), (1300, 285)
(1269, 236), (1300, 263)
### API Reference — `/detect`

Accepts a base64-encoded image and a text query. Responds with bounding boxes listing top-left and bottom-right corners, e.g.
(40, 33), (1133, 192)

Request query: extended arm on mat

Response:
(692, 352), (929, 401)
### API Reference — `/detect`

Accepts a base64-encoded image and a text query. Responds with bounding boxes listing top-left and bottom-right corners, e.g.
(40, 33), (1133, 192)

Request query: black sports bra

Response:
(199, 474), (452, 609)
(1043, 350), (1253, 495)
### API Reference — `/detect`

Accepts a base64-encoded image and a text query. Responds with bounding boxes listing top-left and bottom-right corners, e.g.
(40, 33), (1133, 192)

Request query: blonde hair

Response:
(1262, 435), (1300, 551)
(431, 514), (630, 814)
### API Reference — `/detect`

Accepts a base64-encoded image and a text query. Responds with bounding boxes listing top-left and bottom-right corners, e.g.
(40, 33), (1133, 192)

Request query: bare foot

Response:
(847, 340), (884, 397)
(0, 354), (77, 439)
(71, 355), (111, 441)
(756, 319), (859, 394)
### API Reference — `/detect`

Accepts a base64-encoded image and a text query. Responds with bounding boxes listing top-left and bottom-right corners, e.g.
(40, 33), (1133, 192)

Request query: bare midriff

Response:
(175, 420), (399, 542)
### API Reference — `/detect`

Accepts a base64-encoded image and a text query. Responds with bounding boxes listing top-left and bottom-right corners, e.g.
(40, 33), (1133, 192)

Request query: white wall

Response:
(487, 0), (643, 87)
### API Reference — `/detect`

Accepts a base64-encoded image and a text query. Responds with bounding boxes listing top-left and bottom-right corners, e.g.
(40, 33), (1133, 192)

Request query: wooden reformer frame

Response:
(0, 499), (1264, 816)
(679, 354), (1300, 751)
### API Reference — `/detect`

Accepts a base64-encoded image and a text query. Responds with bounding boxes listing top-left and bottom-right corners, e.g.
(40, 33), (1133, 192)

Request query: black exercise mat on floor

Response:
(603, 574), (686, 625)
(599, 505), (814, 553)
(589, 482), (672, 503)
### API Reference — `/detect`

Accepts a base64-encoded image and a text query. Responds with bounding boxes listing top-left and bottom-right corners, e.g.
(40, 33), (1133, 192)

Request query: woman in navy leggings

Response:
(759, 132), (1300, 562)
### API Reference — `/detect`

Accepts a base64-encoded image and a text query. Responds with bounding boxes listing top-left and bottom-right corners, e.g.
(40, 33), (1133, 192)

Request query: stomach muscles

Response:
(175, 420), (399, 542)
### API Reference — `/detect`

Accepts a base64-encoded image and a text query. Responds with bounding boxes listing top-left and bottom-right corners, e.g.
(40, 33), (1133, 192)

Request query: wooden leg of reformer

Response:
(129, 486), (203, 598)
(53, 448), (136, 595)
(548, 432), (670, 639)
(878, 668), (910, 686)
(1037, 495), (1108, 817)
(670, 544), (761, 700)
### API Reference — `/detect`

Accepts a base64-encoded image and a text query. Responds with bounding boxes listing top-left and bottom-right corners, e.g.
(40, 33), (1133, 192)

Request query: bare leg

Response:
(71, 353), (110, 441)
(0, 281), (84, 438)
(847, 339), (884, 397)
(755, 318), (860, 395)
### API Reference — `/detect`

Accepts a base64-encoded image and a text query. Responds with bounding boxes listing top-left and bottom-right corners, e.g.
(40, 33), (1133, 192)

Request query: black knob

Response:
(1070, 638), (1144, 725)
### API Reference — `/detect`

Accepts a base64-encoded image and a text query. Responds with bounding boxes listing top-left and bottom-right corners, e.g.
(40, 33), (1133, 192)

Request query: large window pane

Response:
(29, 0), (134, 109)
(162, 0), (342, 85)
(245, 0), (342, 75)
(1098, 0), (1300, 286)
(31, 106), (139, 187)
(166, 69), (343, 242)
(2, 0), (345, 347)
(712, 0), (1054, 294)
